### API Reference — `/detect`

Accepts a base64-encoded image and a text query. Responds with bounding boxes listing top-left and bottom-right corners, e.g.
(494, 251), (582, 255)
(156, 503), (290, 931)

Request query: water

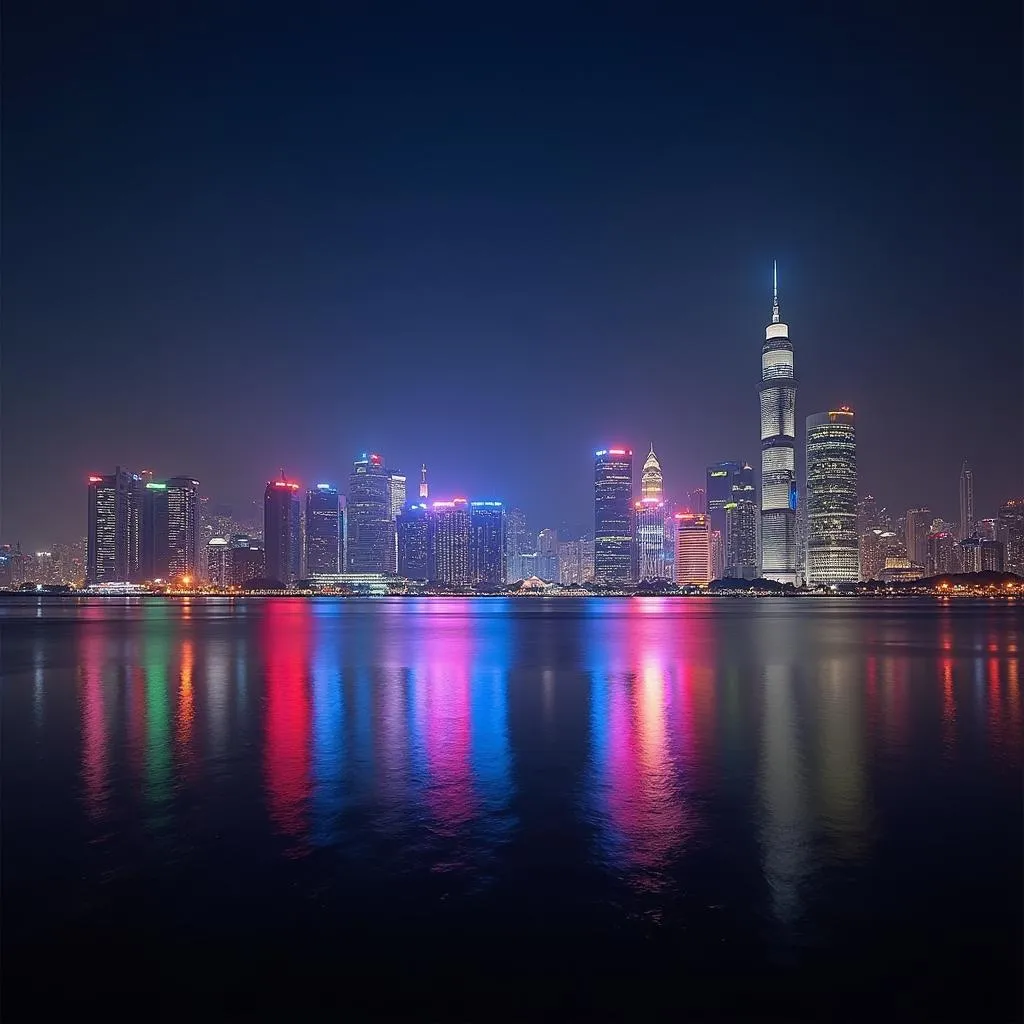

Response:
(2, 597), (1021, 1020)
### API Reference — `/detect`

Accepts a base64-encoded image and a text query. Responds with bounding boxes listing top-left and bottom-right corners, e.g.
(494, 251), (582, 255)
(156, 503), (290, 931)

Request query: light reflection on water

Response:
(3, 597), (1021, 1016)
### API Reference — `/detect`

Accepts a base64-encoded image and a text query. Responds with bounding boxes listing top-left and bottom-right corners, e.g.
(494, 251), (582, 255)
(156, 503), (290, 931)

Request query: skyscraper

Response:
(640, 446), (664, 501)
(506, 507), (530, 583)
(905, 508), (932, 568)
(634, 499), (668, 580)
(805, 409), (859, 586)
(997, 497), (1024, 575)
(536, 528), (560, 582)
(674, 513), (712, 587)
(418, 464), (429, 500)
(347, 453), (392, 573)
(206, 536), (231, 585)
(594, 448), (633, 585)
(959, 459), (975, 540)
(164, 477), (200, 581)
(229, 535), (264, 586)
(927, 531), (957, 576)
(707, 461), (741, 580)
(760, 262), (798, 583)
(429, 499), (470, 586)
(86, 467), (134, 583)
(724, 462), (758, 579)
(305, 484), (341, 575)
(687, 487), (707, 514)
(469, 501), (507, 586)
(397, 502), (430, 580)
(388, 471), (407, 572)
(264, 477), (301, 583)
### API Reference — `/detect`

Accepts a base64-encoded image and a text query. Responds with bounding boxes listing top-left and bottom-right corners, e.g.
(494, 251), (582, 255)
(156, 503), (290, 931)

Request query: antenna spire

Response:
(772, 260), (780, 324)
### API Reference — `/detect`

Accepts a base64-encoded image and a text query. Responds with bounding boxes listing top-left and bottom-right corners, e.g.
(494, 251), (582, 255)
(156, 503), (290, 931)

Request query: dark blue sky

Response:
(4, 2), (1021, 546)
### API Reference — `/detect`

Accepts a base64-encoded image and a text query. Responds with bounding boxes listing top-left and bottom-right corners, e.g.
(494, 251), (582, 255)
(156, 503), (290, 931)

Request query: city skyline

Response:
(4, 6), (1020, 550)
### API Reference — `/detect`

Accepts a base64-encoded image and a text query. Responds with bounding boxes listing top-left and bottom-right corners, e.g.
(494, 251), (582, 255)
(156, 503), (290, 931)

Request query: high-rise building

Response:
(997, 497), (1024, 575)
(506, 507), (531, 583)
(724, 463), (758, 579)
(594, 448), (633, 585)
(229, 535), (264, 585)
(580, 531), (596, 583)
(206, 537), (231, 586)
(640, 446), (664, 501)
(418, 464), (429, 500)
(633, 499), (668, 580)
(959, 459), (975, 541)
(469, 501), (506, 586)
(687, 487), (707, 515)
(388, 471), (407, 572)
(86, 468), (135, 583)
(707, 461), (740, 579)
(264, 477), (301, 583)
(927, 531), (957, 576)
(976, 518), (997, 542)
(558, 540), (584, 585)
(163, 477), (200, 581)
(905, 508), (931, 568)
(959, 538), (982, 573)
(305, 484), (341, 575)
(980, 540), (1004, 572)
(347, 453), (392, 573)
(674, 513), (712, 587)
(760, 262), (798, 583)
(805, 409), (859, 586)
(536, 528), (560, 582)
(397, 501), (430, 580)
(429, 499), (470, 586)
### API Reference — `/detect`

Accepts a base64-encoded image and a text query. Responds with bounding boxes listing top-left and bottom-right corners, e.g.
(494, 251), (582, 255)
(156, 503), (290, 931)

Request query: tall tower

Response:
(760, 261), (798, 583)
(264, 476), (301, 583)
(959, 459), (975, 541)
(305, 483), (341, 574)
(347, 453), (392, 573)
(640, 446), (664, 501)
(419, 464), (429, 500)
(805, 409), (859, 586)
(594, 448), (634, 585)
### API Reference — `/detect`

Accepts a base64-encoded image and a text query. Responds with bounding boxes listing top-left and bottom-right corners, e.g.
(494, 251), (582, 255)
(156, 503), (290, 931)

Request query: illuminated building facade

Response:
(594, 448), (633, 585)
(305, 484), (341, 575)
(206, 537), (231, 585)
(725, 497), (758, 579)
(469, 501), (506, 585)
(707, 461), (740, 579)
(347, 452), (392, 573)
(506, 507), (531, 583)
(633, 499), (668, 580)
(805, 409), (859, 585)
(760, 262), (798, 583)
(164, 477), (200, 580)
(264, 478), (301, 583)
(958, 538), (982, 573)
(959, 459), (975, 540)
(397, 502), (430, 580)
(536, 528), (559, 581)
(429, 499), (470, 586)
(687, 487), (707, 514)
(927, 531), (957, 576)
(86, 467), (135, 583)
(905, 508), (931, 568)
(674, 513), (711, 586)
(997, 497), (1024, 575)
(640, 446), (664, 501)
(388, 471), (407, 571)
(980, 540), (1004, 572)
(229, 535), (264, 585)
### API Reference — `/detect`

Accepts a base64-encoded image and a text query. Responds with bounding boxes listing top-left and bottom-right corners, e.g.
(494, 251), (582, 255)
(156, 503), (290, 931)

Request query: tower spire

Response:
(772, 259), (780, 324)
(419, 463), (428, 499)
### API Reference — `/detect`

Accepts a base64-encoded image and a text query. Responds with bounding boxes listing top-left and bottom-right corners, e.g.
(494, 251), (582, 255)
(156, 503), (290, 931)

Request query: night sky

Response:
(4, 2), (1021, 547)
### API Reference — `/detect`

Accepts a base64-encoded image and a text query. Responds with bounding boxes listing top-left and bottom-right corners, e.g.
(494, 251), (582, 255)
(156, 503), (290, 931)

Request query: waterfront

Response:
(2, 597), (1021, 1020)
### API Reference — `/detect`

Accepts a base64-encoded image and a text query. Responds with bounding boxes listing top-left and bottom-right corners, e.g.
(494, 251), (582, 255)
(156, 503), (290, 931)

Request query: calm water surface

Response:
(3, 598), (1021, 1020)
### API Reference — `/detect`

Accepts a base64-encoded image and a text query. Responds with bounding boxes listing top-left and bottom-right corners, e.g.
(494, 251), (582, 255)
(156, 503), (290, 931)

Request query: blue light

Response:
(316, 483), (332, 490)
(595, 449), (608, 457)
(471, 500), (503, 507)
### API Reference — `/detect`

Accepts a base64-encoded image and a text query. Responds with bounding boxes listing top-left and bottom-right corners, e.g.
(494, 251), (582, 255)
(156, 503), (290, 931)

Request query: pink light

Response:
(608, 448), (629, 455)
(271, 480), (300, 490)
(370, 453), (382, 465)
(88, 475), (103, 483)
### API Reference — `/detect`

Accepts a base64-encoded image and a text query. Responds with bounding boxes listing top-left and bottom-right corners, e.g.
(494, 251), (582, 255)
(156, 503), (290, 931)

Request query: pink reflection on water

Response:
(175, 639), (197, 777)
(79, 629), (107, 821)
(263, 600), (312, 851)
(588, 604), (701, 892)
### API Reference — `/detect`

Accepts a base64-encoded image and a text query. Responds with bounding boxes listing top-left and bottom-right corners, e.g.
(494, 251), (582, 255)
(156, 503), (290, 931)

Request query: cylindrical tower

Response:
(759, 262), (798, 583)
(805, 408), (859, 585)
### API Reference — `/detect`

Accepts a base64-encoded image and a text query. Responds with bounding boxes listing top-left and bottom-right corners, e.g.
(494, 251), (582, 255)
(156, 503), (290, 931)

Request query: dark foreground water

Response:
(2, 597), (1021, 1021)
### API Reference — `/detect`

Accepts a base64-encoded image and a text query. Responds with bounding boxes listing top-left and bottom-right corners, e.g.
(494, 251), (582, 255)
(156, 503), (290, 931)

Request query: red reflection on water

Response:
(128, 665), (147, 783)
(79, 629), (107, 820)
(263, 601), (312, 849)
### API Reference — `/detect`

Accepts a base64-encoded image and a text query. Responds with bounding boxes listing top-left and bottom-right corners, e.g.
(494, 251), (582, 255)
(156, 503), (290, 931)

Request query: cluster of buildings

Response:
(7, 265), (1021, 594)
